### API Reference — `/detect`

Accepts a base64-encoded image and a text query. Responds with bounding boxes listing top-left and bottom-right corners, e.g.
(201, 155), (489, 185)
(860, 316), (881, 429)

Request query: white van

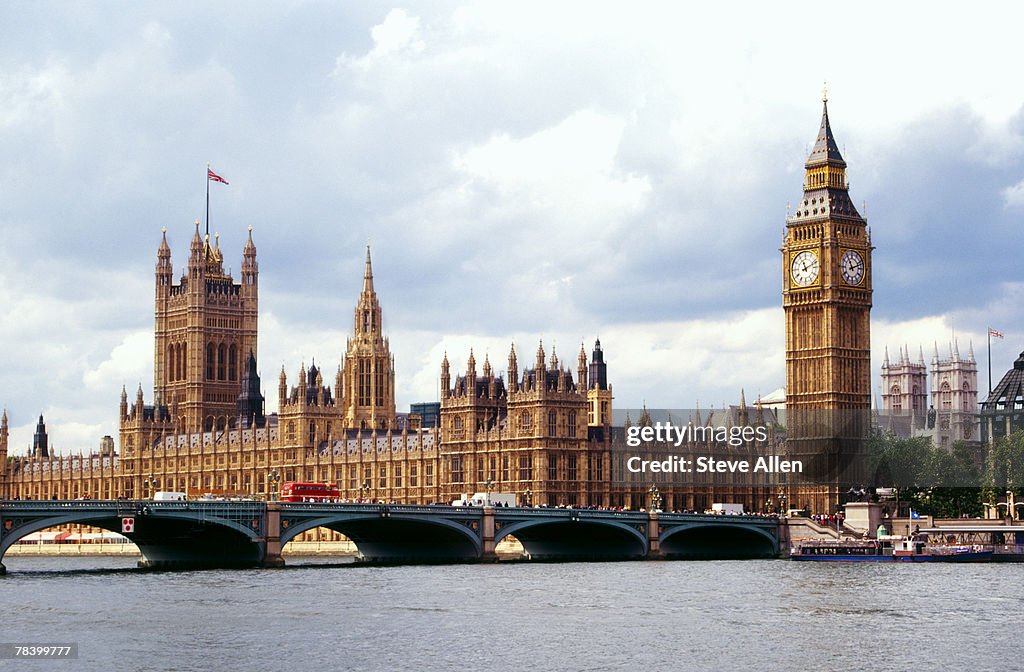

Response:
(153, 491), (187, 501)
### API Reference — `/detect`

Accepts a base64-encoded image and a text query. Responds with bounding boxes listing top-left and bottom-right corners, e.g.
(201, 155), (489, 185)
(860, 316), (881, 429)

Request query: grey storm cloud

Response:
(3, 1), (1024, 453)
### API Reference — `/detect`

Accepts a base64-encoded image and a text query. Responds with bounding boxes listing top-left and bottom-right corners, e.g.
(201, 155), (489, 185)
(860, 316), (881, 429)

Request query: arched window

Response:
(548, 411), (557, 436)
(941, 381), (952, 410)
(168, 346), (176, 382)
(206, 344), (215, 380)
(229, 344), (238, 381)
(217, 343), (227, 381)
(568, 411), (577, 438)
(309, 421), (316, 443)
(180, 343), (187, 381)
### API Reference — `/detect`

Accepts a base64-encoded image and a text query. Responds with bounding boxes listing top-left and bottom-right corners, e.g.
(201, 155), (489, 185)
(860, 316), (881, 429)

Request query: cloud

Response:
(1003, 178), (1024, 208)
(4, 3), (1024, 455)
(335, 8), (425, 74)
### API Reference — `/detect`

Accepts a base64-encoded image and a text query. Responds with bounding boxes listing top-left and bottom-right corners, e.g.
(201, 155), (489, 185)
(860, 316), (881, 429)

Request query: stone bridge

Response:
(0, 500), (781, 572)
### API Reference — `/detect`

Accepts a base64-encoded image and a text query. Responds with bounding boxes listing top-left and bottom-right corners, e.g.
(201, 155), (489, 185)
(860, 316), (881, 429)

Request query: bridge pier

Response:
(481, 506), (497, 562)
(647, 512), (663, 559)
(262, 503), (285, 568)
(777, 518), (792, 558)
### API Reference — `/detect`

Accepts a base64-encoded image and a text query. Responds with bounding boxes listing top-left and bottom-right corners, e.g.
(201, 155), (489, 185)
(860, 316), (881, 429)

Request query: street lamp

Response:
(359, 480), (370, 503)
(267, 468), (280, 501)
(648, 484), (662, 512)
(524, 488), (532, 508)
(144, 476), (159, 499)
(484, 478), (494, 506)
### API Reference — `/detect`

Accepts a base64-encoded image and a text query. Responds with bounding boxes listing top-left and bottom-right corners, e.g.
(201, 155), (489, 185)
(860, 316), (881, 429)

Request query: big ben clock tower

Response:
(783, 92), (872, 512)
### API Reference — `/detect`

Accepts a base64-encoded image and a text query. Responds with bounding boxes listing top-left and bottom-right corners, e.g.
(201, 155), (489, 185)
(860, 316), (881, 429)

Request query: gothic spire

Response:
(362, 244), (375, 295)
(158, 226), (171, 258)
(806, 91), (846, 168)
(244, 224), (257, 257)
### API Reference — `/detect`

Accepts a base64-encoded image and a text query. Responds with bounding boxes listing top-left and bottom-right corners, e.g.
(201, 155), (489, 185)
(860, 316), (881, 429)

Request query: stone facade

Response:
(1, 226), (437, 506)
(439, 342), (613, 508)
(782, 96), (873, 513)
(880, 342), (979, 447)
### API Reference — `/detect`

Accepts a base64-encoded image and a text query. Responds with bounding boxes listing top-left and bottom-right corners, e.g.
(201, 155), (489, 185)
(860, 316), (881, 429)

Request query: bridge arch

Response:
(495, 517), (648, 561)
(279, 510), (482, 562)
(1, 507), (264, 570)
(659, 522), (778, 559)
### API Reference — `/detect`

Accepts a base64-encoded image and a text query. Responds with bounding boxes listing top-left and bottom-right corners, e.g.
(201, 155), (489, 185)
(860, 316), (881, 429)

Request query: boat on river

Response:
(791, 535), (993, 563)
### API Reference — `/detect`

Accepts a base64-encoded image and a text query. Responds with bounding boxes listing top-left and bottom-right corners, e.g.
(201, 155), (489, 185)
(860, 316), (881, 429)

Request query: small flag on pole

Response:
(207, 168), (229, 185)
(909, 509), (921, 520)
(989, 328), (1004, 339)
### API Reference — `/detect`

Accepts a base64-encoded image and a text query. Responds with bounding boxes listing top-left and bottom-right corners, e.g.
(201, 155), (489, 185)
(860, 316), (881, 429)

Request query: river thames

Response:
(3, 555), (1020, 671)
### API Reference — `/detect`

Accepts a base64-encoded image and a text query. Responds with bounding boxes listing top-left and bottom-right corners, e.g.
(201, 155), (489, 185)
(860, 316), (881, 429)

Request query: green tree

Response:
(984, 431), (1024, 516)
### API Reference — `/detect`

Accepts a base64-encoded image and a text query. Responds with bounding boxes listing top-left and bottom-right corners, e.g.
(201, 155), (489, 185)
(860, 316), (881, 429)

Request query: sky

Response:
(2, 1), (1024, 455)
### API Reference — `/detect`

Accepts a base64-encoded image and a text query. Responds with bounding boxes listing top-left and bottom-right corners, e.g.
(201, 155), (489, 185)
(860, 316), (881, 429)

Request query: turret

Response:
(738, 388), (749, 427)
(297, 362), (307, 405)
(508, 344), (519, 393)
(32, 414), (49, 459)
(278, 366), (288, 411)
(120, 385), (129, 421)
(441, 353), (450, 399)
(187, 220), (204, 281)
(466, 349), (477, 395)
(243, 225), (258, 270)
(156, 227), (173, 292)
(577, 342), (588, 393)
(236, 350), (265, 429)
(588, 338), (608, 390)
(536, 341), (546, 373)
(1, 409), (9, 472)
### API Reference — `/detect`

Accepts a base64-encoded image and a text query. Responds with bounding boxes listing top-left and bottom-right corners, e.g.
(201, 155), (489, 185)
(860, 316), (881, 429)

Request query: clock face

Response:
(841, 250), (865, 285)
(790, 250), (819, 287)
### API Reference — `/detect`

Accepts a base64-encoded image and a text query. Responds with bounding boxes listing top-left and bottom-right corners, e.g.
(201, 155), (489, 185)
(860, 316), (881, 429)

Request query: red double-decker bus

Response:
(280, 482), (340, 502)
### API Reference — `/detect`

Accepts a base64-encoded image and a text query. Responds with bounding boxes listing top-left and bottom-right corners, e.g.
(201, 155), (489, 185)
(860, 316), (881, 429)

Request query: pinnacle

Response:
(806, 98), (846, 167)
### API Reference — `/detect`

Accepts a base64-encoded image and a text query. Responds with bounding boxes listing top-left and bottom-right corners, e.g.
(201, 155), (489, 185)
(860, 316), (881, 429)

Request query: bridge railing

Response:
(277, 502), (482, 516)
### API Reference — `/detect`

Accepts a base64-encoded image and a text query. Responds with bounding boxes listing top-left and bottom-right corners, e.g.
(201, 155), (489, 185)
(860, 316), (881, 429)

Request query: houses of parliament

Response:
(0, 220), (624, 508)
(0, 97), (874, 514)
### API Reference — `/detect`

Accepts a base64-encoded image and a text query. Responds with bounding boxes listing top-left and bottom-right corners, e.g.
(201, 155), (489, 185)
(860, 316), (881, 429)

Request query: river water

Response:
(3, 555), (1020, 671)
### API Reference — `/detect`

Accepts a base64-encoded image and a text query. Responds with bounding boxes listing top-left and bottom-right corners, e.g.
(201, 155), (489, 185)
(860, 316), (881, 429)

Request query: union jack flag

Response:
(207, 168), (229, 185)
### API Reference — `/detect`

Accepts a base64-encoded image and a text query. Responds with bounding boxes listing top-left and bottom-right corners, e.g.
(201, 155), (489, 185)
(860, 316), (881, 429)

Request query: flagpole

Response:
(988, 327), (992, 396)
(205, 162), (211, 238)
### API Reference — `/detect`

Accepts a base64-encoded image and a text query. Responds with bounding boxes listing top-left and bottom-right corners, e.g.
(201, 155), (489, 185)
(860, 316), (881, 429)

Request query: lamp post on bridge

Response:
(484, 478), (494, 506)
(648, 484), (662, 512)
(267, 468), (280, 502)
(359, 480), (370, 503)
(523, 488), (532, 508)
(144, 476), (159, 499)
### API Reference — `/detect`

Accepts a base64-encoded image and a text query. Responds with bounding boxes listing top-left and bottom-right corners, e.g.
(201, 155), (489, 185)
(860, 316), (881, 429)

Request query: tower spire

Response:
(363, 243), (374, 295)
(807, 94), (846, 167)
